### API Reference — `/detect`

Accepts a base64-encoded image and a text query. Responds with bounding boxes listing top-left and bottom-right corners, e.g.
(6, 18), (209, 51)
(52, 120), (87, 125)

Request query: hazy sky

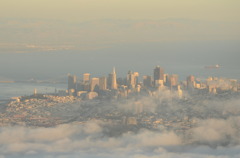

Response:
(1, 0), (240, 22)
(0, 0), (239, 80)
(1, 0), (239, 50)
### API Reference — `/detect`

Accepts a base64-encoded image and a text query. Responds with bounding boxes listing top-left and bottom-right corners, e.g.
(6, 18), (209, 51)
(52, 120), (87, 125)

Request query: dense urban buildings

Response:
(1, 64), (239, 128)
(65, 66), (239, 100)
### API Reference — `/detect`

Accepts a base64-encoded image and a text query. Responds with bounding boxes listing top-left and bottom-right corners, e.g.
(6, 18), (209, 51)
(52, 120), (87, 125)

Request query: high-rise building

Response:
(127, 71), (138, 89)
(90, 78), (99, 91)
(171, 74), (178, 86)
(154, 66), (164, 86)
(155, 79), (164, 88)
(83, 73), (90, 83)
(107, 74), (112, 89)
(83, 83), (90, 91)
(76, 83), (84, 92)
(109, 67), (117, 90)
(164, 74), (168, 83)
(143, 75), (152, 87)
(167, 74), (178, 88)
(187, 75), (195, 89)
(68, 74), (77, 90)
(133, 72), (139, 85)
(99, 77), (107, 90)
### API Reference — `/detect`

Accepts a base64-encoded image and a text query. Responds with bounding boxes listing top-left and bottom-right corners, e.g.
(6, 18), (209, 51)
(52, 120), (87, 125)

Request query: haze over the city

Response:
(0, 1), (240, 158)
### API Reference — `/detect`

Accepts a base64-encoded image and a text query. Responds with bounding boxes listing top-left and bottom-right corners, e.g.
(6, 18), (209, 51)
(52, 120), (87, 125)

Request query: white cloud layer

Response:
(0, 118), (240, 158)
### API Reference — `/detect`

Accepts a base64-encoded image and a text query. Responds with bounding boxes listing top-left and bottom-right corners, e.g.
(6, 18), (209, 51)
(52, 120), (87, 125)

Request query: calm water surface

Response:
(0, 82), (66, 100)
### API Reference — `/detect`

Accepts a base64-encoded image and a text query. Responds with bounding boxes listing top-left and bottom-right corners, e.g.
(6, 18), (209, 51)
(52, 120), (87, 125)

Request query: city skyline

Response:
(66, 65), (238, 100)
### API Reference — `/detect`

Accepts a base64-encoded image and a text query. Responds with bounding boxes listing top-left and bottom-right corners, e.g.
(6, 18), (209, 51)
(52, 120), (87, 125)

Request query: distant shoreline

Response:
(0, 82), (67, 101)
(0, 81), (66, 84)
(0, 81), (15, 83)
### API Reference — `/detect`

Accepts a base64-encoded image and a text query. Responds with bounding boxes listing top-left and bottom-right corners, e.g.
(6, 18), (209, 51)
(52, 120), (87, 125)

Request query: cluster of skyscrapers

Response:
(66, 66), (239, 99)
(66, 66), (177, 99)
(68, 67), (116, 90)
(67, 68), (119, 99)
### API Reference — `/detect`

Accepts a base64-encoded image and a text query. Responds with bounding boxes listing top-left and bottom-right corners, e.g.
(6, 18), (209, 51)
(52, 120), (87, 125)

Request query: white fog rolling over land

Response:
(0, 119), (240, 158)
(1, 91), (240, 158)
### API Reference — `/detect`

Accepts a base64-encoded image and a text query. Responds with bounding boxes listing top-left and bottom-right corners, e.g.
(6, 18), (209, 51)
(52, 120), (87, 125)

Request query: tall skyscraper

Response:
(187, 75), (195, 89)
(68, 74), (77, 90)
(76, 83), (84, 92)
(127, 71), (136, 88)
(109, 67), (118, 90)
(133, 72), (139, 85)
(90, 78), (99, 91)
(127, 71), (139, 89)
(143, 75), (152, 87)
(163, 74), (168, 83)
(153, 66), (164, 86)
(99, 76), (107, 90)
(154, 66), (164, 80)
(83, 73), (90, 83)
(167, 74), (178, 88)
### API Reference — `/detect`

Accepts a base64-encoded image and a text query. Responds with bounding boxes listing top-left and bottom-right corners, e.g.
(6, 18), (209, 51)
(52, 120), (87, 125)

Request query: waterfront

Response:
(0, 82), (66, 100)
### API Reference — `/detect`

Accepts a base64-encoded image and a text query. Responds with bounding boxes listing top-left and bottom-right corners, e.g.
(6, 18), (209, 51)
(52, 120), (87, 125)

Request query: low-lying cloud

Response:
(190, 117), (240, 147)
(1, 88), (240, 158)
(0, 117), (240, 158)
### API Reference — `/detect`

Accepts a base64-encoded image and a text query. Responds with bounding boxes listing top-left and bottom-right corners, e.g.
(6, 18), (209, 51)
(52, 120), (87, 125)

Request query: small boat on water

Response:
(205, 64), (220, 69)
